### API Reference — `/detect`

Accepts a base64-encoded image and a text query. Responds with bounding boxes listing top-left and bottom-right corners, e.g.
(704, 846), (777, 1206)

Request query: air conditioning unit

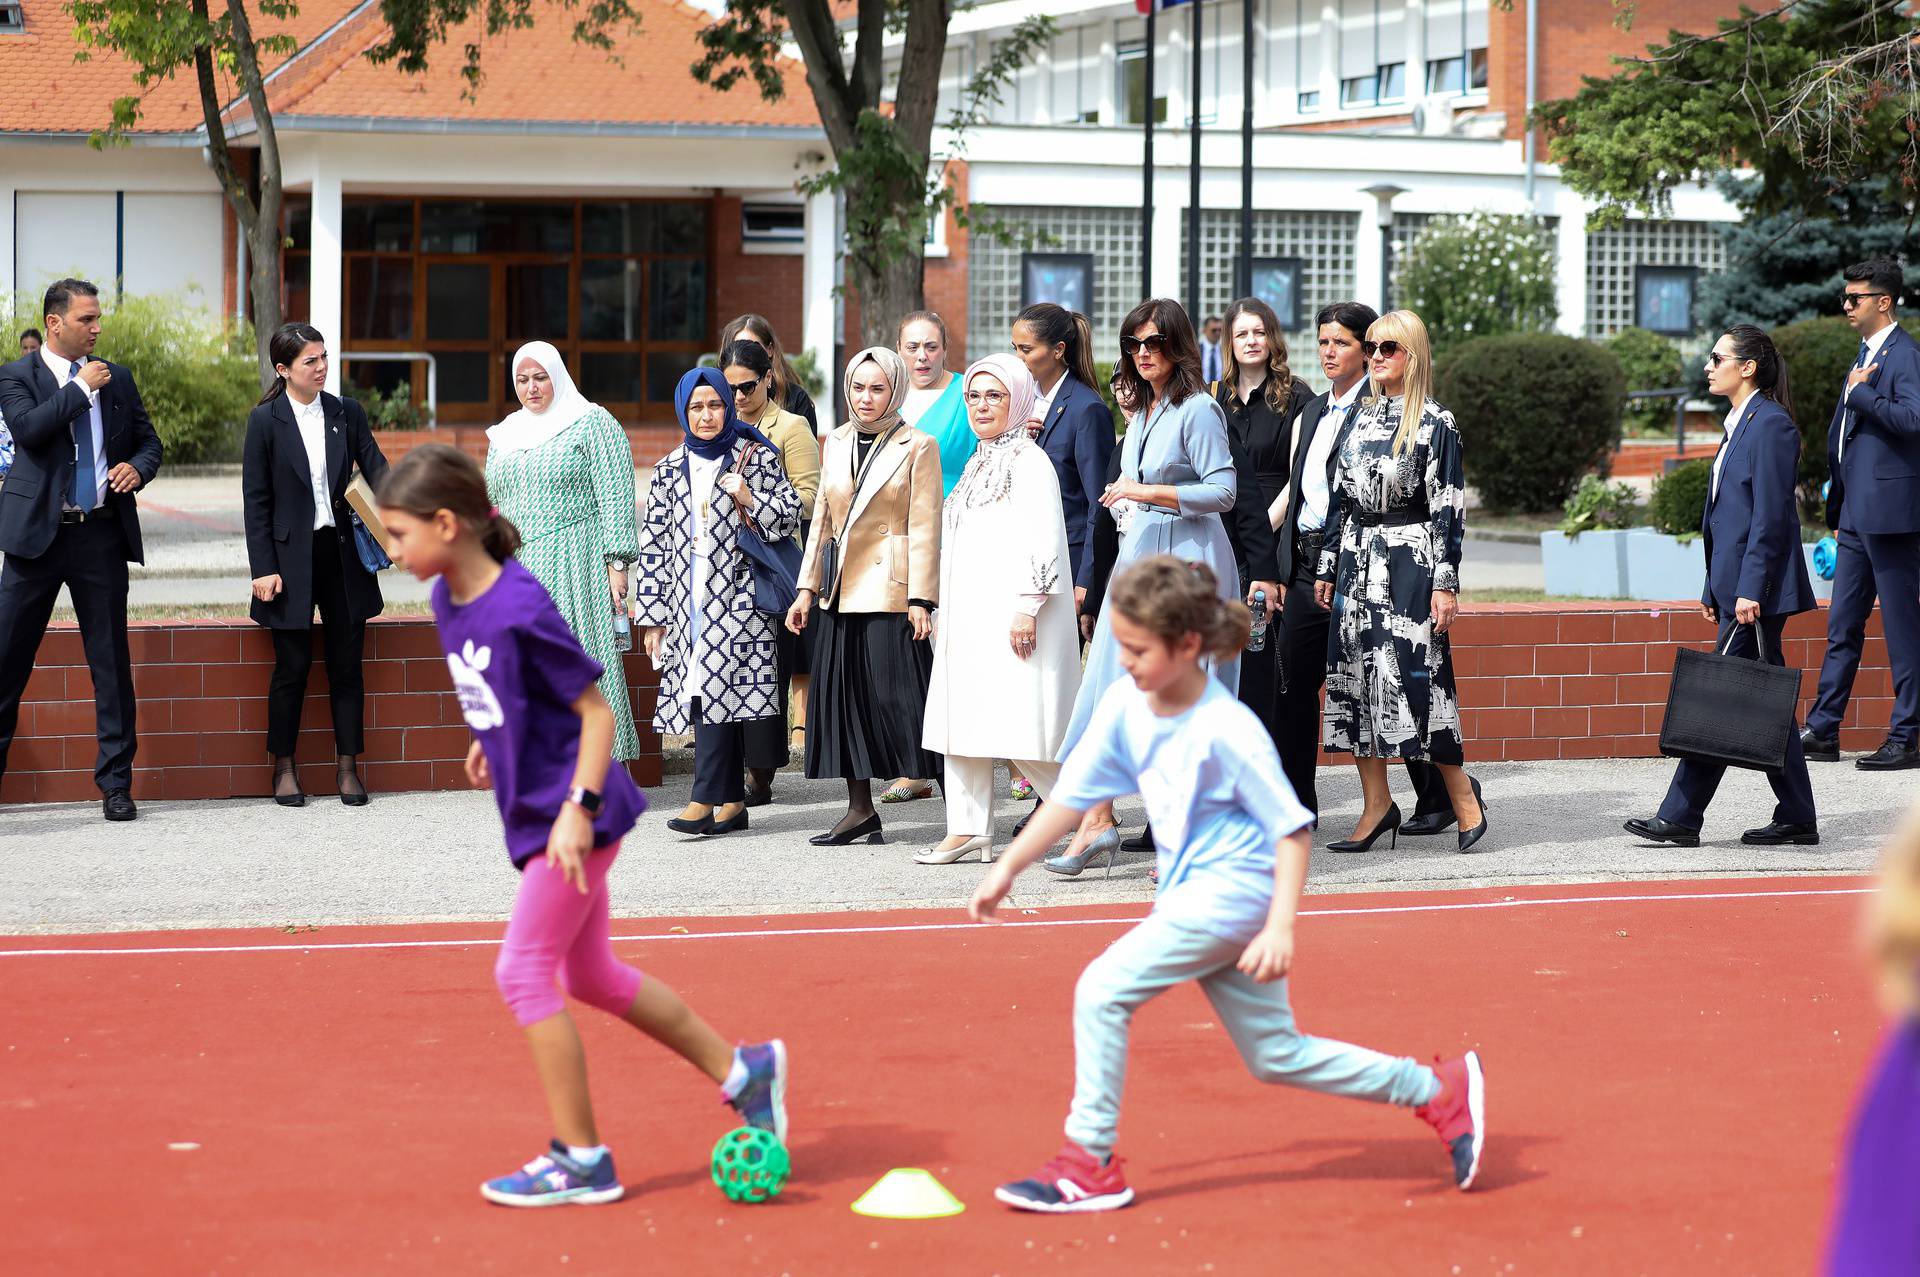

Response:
(1411, 95), (1456, 137)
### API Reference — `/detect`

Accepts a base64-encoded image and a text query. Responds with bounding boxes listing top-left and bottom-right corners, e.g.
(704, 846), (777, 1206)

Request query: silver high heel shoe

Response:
(1043, 828), (1120, 878)
(914, 834), (994, 865)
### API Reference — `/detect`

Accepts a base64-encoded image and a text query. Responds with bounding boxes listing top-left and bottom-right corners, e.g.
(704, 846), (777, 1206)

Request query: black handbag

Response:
(1657, 622), (1802, 771)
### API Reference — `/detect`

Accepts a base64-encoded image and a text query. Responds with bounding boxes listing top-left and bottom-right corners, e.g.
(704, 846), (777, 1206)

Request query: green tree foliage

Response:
(1606, 326), (1684, 435)
(1394, 212), (1556, 356)
(93, 293), (258, 463)
(1435, 333), (1624, 514)
(1538, 1), (1920, 229)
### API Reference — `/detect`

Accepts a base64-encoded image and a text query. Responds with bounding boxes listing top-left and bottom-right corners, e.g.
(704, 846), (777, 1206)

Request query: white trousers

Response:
(943, 756), (1061, 838)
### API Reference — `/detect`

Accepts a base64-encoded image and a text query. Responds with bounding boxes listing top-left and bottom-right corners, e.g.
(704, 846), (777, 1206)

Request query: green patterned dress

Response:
(485, 405), (642, 759)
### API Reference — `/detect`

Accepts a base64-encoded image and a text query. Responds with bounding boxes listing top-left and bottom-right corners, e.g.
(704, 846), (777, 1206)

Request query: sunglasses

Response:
(1841, 291), (1889, 310)
(1120, 333), (1172, 357)
(1704, 351), (1751, 369)
(726, 375), (763, 398)
(1361, 340), (1405, 359)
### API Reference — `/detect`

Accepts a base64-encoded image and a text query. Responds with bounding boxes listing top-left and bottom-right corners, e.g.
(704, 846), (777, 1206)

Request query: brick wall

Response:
(0, 619), (662, 805)
(711, 194), (806, 358)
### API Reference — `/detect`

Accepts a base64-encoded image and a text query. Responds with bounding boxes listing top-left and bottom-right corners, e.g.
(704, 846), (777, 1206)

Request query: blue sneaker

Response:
(480, 1141), (623, 1207)
(725, 1039), (789, 1145)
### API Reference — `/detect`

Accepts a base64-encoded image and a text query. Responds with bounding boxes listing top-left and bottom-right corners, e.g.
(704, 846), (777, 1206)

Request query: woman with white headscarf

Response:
(917, 354), (1081, 865)
(485, 341), (642, 760)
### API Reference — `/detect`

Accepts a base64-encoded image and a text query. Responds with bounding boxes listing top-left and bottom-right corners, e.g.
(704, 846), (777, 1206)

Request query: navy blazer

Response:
(1032, 374), (1117, 589)
(1826, 323), (1920, 535)
(0, 351), (163, 562)
(1703, 395), (1814, 618)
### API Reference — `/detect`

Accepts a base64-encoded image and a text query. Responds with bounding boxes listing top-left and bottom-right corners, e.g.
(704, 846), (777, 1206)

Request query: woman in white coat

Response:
(918, 353), (1082, 864)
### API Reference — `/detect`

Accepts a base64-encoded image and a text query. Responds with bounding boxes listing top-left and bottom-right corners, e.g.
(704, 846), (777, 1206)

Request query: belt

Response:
(59, 505), (116, 524)
(1351, 506), (1429, 528)
(1292, 526), (1325, 563)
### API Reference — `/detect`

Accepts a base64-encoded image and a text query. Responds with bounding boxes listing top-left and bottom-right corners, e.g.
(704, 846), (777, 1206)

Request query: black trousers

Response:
(0, 517), (137, 792)
(1275, 553), (1450, 819)
(266, 527), (366, 756)
(691, 696), (748, 805)
(741, 625), (795, 771)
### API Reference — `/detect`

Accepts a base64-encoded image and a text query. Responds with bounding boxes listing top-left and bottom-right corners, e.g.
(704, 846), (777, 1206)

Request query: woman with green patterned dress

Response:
(485, 341), (642, 760)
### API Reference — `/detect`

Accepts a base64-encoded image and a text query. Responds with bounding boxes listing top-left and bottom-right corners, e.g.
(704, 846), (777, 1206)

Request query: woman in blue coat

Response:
(1626, 324), (1819, 848)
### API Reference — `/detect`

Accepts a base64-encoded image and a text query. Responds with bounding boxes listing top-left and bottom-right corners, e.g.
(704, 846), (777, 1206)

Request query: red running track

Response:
(0, 878), (1884, 1275)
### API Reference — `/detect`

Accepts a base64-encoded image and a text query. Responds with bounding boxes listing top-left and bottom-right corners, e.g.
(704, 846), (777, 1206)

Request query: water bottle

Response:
(613, 608), (633, 653)
(1247, 590), (1269, 652)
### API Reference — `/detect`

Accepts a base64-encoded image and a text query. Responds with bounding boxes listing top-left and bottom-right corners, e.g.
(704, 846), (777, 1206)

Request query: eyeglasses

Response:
(964, 390), (1010, 408)
(1119, 333), (1172, 357)
(1361, 340), (1405, 359)
(1841, 291), (1889, 310)
(726, 375), (763, 398)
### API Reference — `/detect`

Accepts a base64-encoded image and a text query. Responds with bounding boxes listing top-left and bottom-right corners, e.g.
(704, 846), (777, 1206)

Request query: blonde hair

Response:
(1366, 309), (1434, 458)
(1868, 799), (1920, 1013)
(1108, 555), (1250, 662)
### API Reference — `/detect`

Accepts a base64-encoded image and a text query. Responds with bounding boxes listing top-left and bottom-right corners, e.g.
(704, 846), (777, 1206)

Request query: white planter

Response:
(1539, 529), (1629, 598)
(1804, 543), (1834, 603)
(1621, 529), (1706, 601)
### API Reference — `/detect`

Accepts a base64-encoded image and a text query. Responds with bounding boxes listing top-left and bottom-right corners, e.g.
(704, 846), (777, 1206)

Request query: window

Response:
(1468, 46), (1489, 90)
(1297, 90), (1321, 114)
(741, 204), (804, 250)
(1377, 61), (1406, 102)
(1049, 27), (1101, 124)
(1021, 253), (1095, 314)
(1251, 258), (1306, 332)
(1341, 74), (1377, 107)
(1636, 266), (1698, 336)
(1117, 41), (1168, 125)
(0, 3), (25, 34)
(1427, 56), (1463, 94)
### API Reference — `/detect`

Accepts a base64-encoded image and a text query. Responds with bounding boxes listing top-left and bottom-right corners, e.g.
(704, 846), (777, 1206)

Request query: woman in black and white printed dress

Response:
(1313, 309), (1489, 854)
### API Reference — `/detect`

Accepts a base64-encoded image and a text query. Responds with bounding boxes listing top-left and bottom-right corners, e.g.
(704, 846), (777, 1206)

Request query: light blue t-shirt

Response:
(1051, 676), (1315, 943)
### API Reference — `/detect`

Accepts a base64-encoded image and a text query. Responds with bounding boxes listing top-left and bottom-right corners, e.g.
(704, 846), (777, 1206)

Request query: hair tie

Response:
(489, 506), (501, 519)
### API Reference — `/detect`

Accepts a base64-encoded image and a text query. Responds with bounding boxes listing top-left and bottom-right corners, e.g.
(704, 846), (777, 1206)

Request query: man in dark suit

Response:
(1801, 257), (1920, 770)
(1628, 334), (1818, 846)
(0, 279), (164, 819)
(1273, 301), (1467, 825)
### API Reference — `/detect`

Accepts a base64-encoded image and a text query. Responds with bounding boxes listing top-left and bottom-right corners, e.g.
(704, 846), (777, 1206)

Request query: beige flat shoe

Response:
(915, 835), (994, 865)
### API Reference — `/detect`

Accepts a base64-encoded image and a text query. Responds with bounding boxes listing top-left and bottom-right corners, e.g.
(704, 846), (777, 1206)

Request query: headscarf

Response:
(962, 353), (1039, 440)
(841, 346), (910, 435)
(488, 341), (596, 456)
(674, 366), (775, 461)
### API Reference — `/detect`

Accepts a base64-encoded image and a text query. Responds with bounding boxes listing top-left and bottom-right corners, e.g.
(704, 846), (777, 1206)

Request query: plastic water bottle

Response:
(613, 608), (633, 653)
(1247, 590), (1269, 652)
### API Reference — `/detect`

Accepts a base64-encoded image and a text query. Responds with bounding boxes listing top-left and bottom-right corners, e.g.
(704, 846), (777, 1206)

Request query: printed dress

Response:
(485, 405), (642, 760)
(1316, 395), (1467, 764)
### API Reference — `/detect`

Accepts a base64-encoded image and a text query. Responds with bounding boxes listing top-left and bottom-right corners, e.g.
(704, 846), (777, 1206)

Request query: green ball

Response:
(710, 1126), (790, 1203)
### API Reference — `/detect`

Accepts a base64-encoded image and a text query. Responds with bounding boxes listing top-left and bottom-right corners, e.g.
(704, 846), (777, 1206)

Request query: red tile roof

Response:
(1, 0), (820, 136)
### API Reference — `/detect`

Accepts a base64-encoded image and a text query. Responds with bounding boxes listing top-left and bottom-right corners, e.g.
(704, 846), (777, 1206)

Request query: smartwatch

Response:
(566, 785), (603, 815)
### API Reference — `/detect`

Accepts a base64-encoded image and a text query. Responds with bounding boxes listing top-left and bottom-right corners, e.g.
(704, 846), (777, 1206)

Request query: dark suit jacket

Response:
(241, 392), (390, 629)
(0, 352), (163, 562)
(1219, 377), (1314, 586)
(1704, 395), (1814, 618)
(1827, 323), (1920, 535)
(1032, 374), (1117, 590)
(1276, 377), (1371, 573)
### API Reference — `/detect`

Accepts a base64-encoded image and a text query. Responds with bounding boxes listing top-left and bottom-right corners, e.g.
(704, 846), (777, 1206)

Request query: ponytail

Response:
(1108, 555), (1251, 662)
(1723, 323), (1796, 418)
(481, 507), (523, 562)
(1016, 302), (1099, 391)
(377, 443), (521, 564)
(257, 374), (288, 407)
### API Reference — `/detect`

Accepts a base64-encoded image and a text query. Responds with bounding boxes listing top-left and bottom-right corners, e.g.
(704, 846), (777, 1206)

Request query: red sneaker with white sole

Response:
(1415, 1051), (1486, 1190)
(995, 1142), (1134, 1213)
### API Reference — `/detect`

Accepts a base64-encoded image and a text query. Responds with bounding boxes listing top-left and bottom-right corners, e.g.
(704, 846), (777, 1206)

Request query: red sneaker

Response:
(1415, 1051), (1486, 1190)
(995, 1143), (1135, 1213)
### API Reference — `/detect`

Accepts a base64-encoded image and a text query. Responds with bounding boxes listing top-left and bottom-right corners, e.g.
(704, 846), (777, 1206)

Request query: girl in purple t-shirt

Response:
(378, 444), (790, 1208)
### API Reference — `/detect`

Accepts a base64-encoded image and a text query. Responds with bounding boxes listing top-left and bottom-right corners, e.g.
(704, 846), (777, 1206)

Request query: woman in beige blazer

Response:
(785, 346), (944, 845)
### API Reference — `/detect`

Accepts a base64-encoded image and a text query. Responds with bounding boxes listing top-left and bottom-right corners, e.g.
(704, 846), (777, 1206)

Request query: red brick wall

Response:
(0, 619), (662, 805)
(711, 194), (806, 358)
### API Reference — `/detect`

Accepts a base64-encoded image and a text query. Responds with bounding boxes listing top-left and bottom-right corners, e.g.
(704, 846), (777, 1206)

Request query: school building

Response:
(2, 0), (1749, 424)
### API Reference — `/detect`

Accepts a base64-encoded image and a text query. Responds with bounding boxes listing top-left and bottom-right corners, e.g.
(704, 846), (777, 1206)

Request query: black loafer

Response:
(102, 788), (137, 822)
(1623, 816), (1699, 847)
(1856, 741), (1920, 771)
(1011, 798), (1039, 836)
(1799, 728), (1840, 761)
(1121, 826), (1156, 853)
(1404, 776), (1484, 836)
(666, 812), (715, 835)
(705, 807), (749, 835)
(1742, 821), (1819, 846)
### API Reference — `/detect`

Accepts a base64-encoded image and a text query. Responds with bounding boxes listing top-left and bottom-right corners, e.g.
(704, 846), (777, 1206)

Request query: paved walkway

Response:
(2, 757), (1907, 935)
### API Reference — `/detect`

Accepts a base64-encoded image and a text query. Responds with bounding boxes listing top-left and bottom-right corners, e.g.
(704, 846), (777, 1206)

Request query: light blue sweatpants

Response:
(1065, 911), (1439, 1159)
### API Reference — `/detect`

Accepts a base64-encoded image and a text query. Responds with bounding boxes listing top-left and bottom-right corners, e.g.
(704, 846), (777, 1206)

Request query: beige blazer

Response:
(798, 422), (942, 612)
(752, 402), (821, 521)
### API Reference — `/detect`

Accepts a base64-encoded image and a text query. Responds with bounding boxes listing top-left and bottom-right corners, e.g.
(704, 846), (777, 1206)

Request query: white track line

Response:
(0, 885), (1872, 959)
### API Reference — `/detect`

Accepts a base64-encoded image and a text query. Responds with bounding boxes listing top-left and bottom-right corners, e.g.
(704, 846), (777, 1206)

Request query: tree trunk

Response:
(851, 249), (927, 354)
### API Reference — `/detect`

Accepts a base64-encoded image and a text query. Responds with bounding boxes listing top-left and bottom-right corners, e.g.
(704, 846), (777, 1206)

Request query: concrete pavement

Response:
(1, 756), (1905, 935)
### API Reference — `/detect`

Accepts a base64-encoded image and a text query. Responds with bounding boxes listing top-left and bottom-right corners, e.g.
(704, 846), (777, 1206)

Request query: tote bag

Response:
(729, 443), (802, 615)
(1657, 622), (1801, 771)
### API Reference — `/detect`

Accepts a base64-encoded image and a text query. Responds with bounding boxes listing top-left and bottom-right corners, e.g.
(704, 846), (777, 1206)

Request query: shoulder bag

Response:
(730, 442), (804, 615)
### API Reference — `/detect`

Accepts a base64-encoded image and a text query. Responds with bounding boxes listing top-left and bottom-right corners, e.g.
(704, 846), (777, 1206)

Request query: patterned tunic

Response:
(1317, 394), (1467, 764)
(485, 405), (642, 760)
(631, 440), (801, 732)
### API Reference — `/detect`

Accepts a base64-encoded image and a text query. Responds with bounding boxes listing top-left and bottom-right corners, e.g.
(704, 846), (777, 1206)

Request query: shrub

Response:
(1768, 314), (1920, 516)
(1396, 211), (1558, 356)
(1647, 459), (1712, 537)
(1559, 474), (1642, 537)
(1094, 359), (1125, 434)
(1435, 332), (1625, 514)
(1607, 327), (1685, 437)
(348, 381), (431, 431)
(91, 292), (258, 464)
(787, 348), (827, 399)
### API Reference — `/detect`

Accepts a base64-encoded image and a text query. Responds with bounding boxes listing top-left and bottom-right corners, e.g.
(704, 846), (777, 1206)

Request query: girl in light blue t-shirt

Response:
(971, 554), (1488, 1214)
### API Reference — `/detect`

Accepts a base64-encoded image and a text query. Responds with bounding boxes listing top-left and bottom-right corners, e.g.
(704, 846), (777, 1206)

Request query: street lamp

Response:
(1362, 183), (1408, 312)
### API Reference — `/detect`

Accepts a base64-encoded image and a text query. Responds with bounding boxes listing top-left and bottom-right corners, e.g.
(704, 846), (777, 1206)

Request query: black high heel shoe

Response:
(1328, 803), (1402, 853)
(1457, 803), (1491, 853)
(809, 812), (884, 846)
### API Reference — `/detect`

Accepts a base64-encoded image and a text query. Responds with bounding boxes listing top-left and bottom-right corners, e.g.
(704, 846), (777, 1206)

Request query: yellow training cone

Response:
(849, 1168), (966, 1219)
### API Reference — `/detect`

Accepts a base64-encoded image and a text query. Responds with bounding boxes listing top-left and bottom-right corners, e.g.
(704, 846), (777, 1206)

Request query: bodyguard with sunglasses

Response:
(1800, 257), (1920, 771)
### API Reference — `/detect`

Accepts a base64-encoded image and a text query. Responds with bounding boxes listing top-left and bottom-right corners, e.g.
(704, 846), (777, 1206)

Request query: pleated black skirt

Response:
(804, 607), (942, 781)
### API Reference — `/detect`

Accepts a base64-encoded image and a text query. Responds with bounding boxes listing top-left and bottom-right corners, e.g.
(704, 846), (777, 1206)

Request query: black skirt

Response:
(805, 607), (942, 781)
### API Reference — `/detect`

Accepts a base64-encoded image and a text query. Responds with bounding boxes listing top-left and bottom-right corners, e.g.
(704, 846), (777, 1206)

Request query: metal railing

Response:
(1619, 387), (1692, 456)
(339, 351), (438, 426)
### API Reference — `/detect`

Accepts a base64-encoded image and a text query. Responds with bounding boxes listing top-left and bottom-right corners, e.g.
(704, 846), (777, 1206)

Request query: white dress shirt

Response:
(288, 393), (334, 530)
(42, 346), (108, 509)
(1297, 378), (1366, 532)
(1839, 320), (1896, 461)
(1030, 369), (1067, 435)
(1712, 398), (1746, 500)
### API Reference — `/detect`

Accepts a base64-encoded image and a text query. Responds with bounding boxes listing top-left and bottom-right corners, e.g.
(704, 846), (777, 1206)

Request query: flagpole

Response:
(1237, 0), (1254, 300)
(1186, 0), (1202, 324)
(1142, 1), (1156, 309)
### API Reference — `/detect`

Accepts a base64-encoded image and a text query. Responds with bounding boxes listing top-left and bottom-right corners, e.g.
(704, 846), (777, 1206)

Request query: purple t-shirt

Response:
(430, 558), (645, 867)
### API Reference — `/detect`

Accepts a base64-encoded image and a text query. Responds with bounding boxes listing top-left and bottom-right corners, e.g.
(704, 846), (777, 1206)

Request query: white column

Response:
(1404, 0), (1427, 105)
(309, 163), (344, 394)
(1354, 204), (1386, 313)
(801, 183), (837, 385)
(1150, 199), (1183, 299)
(1319, 1), (1341, 106)
(0, 181), (15, 307)
(1554, 192), (1590, 337)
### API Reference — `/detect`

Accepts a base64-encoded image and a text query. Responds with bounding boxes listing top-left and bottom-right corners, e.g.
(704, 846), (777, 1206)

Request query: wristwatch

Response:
(566, 785), (603, 815)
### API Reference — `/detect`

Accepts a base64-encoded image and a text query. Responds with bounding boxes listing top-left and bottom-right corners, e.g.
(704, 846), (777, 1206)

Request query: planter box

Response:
(1540, 529), (1630, 598)
(1621, 528), (1706, 601)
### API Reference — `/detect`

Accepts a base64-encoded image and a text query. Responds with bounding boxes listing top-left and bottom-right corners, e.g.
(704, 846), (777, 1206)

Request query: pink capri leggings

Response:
(494, 842), (644, 1027)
